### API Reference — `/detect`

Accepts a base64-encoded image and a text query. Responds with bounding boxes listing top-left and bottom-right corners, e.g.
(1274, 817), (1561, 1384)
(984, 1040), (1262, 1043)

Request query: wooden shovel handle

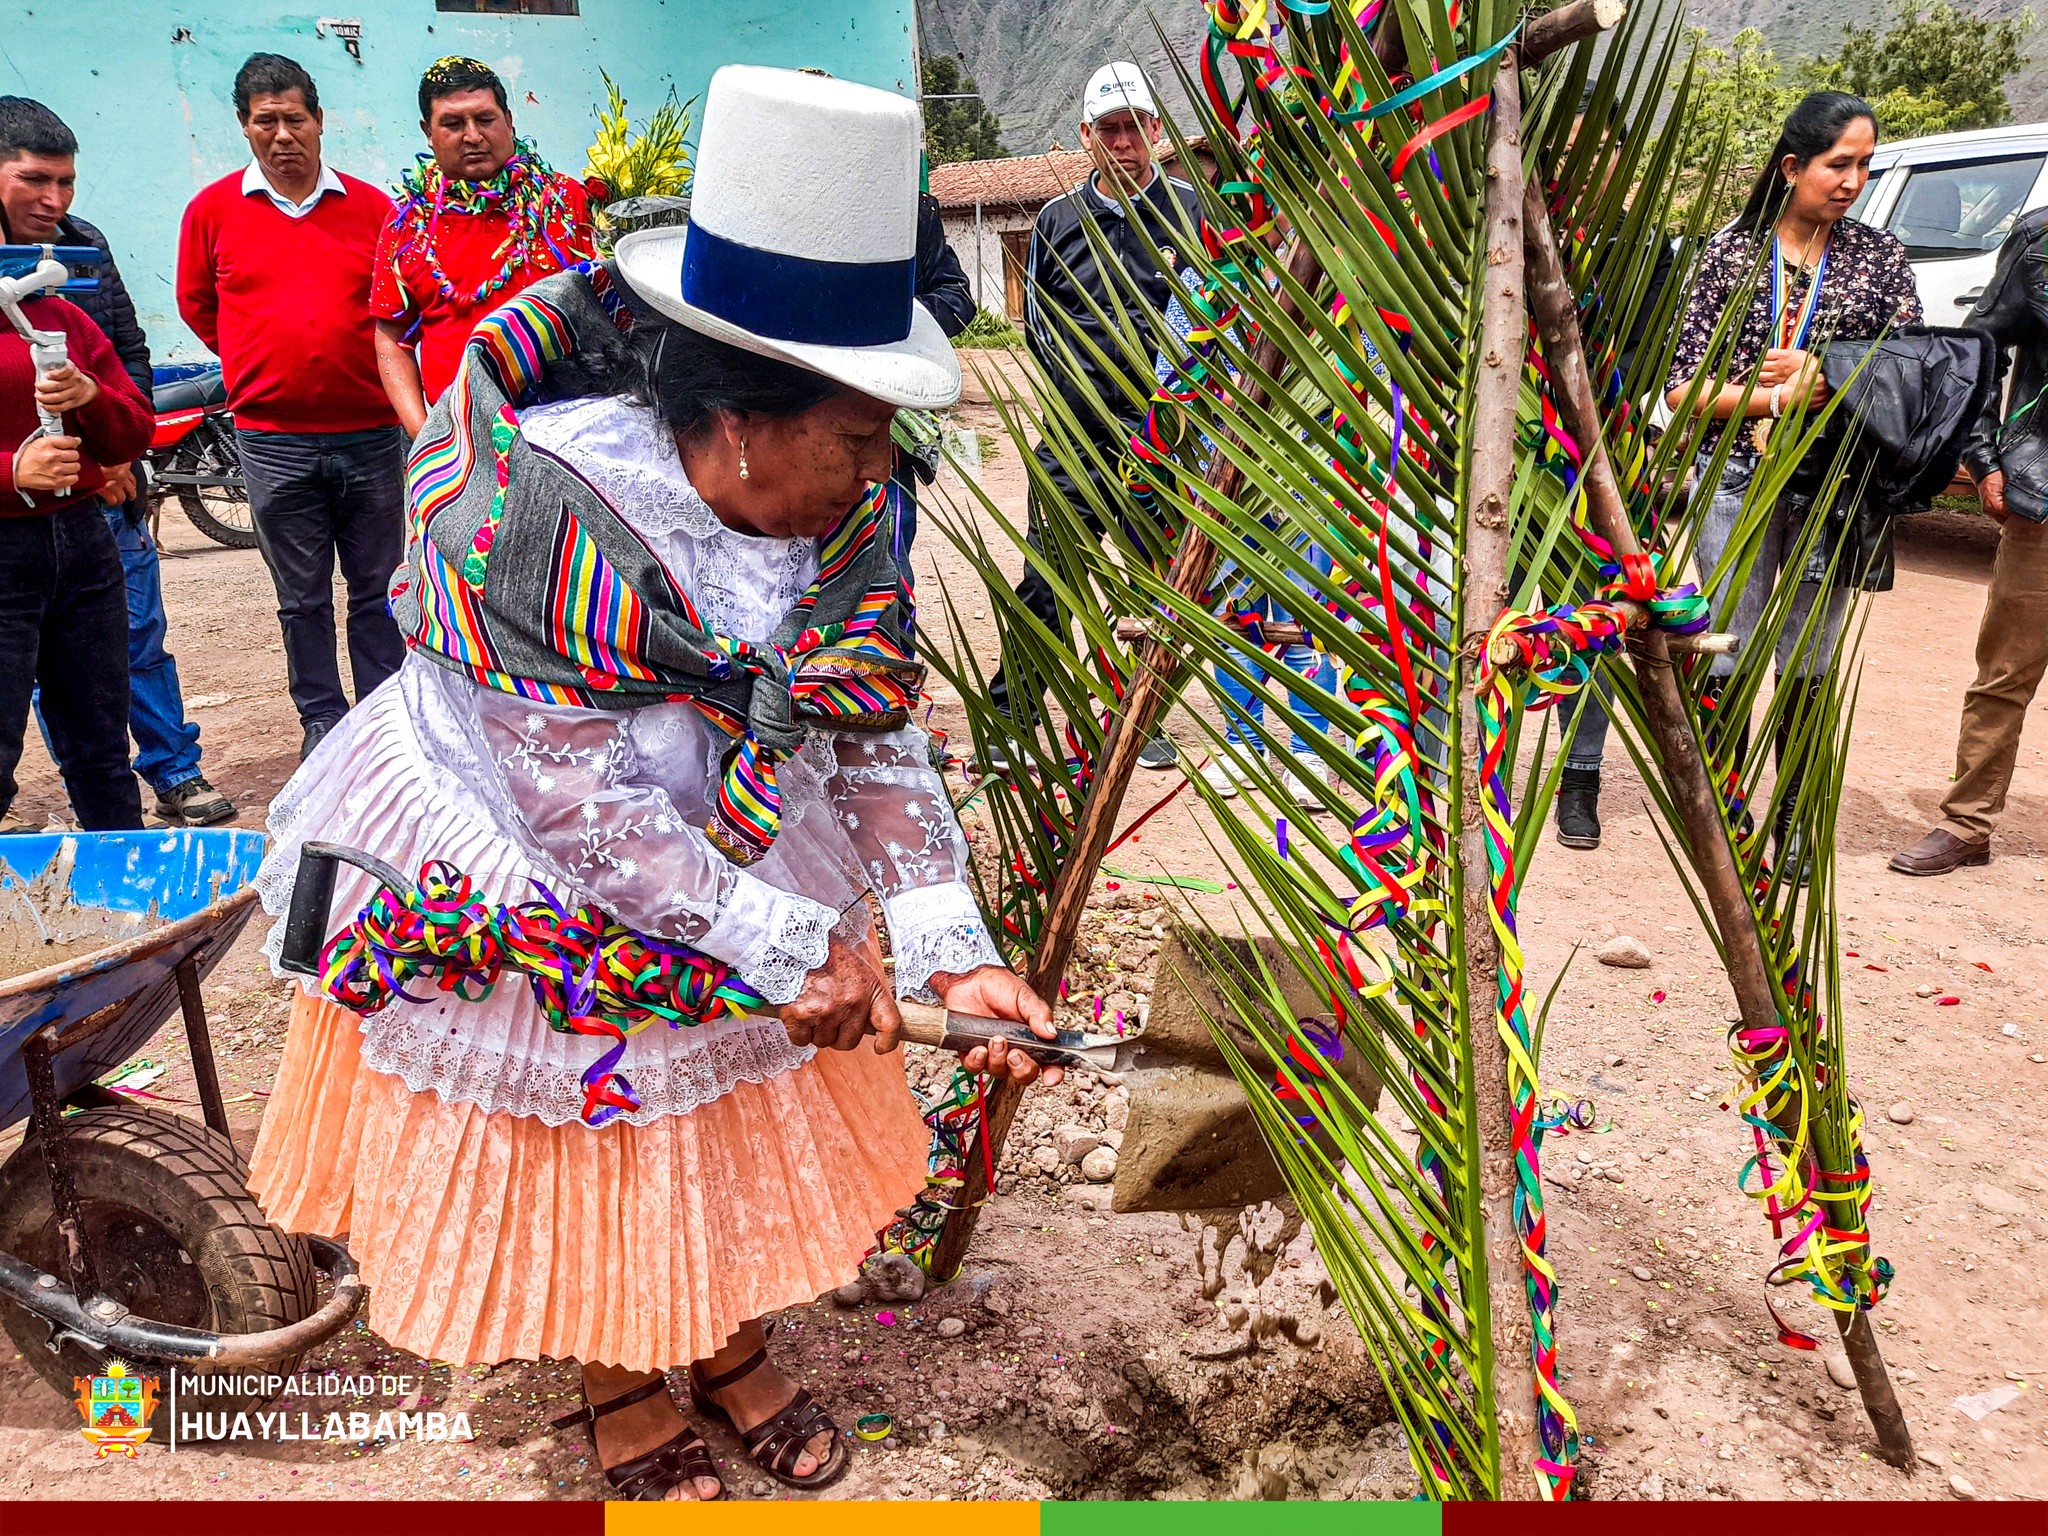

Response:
(763, 999), (1116, 1069)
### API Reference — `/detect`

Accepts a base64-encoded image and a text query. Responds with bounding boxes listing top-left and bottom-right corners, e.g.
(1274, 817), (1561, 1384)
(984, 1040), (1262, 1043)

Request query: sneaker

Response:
(154, 775), (236, 826)
(1554, 767), (1601, 850)
(1280, 751), (1324, 809)
(1137, 733), (1179, 770)
(300, 718), (339, 762)
(1198, 749), (1259, 798)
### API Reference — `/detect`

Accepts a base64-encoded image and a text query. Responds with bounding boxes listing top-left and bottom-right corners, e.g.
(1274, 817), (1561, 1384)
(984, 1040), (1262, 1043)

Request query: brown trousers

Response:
(1941, 515), (2048, 841)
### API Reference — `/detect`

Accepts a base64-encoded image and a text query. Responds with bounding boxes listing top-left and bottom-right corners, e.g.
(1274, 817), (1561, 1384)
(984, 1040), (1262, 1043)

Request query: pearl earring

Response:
(739, 441), (749, 480)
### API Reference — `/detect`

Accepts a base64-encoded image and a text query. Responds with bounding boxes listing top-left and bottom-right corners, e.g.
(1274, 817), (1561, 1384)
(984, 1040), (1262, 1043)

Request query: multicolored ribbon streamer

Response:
(317, 860), (764, 1128)
(874, 1064), (993, 1271)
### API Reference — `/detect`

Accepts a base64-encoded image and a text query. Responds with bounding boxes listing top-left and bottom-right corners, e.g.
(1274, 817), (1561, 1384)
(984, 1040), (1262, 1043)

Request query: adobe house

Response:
(932, 137), (1216, 322)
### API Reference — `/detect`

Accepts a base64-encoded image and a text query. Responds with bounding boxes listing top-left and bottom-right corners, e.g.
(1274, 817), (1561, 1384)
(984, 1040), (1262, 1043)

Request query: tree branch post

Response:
(1458, 56), (1550, 1501)
(1519, 178), (1915, 1471)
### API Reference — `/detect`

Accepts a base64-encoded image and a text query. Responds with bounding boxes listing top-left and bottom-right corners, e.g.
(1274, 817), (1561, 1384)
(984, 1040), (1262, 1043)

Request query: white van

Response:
(1849, 122), (2048, 320)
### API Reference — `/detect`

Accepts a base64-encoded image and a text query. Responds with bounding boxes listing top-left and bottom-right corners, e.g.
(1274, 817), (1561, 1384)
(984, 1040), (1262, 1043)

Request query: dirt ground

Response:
(1, 354), (2043, 1501)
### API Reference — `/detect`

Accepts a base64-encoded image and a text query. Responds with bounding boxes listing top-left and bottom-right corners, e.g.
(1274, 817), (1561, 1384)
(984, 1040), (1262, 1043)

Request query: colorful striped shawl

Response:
(388, 263), (923, 865)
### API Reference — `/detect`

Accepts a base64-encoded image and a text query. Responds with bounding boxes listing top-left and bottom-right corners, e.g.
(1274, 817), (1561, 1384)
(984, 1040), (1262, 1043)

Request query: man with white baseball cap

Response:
(987, 60), (1200, 770)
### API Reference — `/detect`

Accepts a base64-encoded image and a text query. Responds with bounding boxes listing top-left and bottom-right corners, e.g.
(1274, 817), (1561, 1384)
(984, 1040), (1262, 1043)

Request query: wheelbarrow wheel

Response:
(0, 1104), (317, 1436)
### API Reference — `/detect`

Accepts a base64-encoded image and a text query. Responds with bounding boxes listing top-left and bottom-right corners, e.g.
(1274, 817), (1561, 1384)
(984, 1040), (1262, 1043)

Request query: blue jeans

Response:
(1560, 682), (1611, 773)
(106, 509), (201, 791)
(1217, 643), (1336, 753)
(33, 508), (202, 796)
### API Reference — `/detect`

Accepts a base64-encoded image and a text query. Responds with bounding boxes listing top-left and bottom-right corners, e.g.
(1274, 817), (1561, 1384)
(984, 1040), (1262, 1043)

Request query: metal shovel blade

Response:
(1111, 924), (1382, 1214)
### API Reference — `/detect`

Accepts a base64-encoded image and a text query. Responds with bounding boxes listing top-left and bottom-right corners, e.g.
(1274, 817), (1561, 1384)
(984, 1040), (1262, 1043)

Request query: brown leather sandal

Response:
(689, 1348), (849, 1490)
(552, 1373), (724, 1501)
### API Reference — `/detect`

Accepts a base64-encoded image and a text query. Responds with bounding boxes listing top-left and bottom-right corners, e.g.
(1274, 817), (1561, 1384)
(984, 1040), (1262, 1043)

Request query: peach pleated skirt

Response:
(249, 991), (931, 1373)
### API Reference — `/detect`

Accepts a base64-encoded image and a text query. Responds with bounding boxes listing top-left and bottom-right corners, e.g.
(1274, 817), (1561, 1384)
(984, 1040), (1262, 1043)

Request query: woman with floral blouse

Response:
(1664, 91), (1921, 875)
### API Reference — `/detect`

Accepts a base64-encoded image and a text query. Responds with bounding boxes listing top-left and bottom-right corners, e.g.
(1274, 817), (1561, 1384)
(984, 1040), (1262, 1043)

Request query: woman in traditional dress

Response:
(1663, 91), (1921, 872)
(248, 66), (1058, 1501)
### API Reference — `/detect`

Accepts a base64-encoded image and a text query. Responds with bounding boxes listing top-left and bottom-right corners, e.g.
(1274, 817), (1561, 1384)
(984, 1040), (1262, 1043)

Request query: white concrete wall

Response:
(940, 207), (1037, 320)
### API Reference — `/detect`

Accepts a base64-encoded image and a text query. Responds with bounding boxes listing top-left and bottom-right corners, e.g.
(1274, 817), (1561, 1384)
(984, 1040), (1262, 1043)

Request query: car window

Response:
(1885, 155), (2046, 260)
(1847, 169), (1884, 221)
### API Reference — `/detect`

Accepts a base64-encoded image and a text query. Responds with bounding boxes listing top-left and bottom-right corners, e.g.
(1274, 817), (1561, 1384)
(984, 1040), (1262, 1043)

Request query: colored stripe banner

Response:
(608, 1500), (1439, 1535)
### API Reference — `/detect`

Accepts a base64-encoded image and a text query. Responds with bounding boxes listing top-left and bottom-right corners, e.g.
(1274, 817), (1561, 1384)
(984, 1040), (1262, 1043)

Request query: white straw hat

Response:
(613, 65), (961, 410)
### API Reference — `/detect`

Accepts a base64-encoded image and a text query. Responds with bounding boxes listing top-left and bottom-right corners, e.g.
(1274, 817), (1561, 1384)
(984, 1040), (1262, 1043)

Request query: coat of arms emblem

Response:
(72, 1358), (158, 1458)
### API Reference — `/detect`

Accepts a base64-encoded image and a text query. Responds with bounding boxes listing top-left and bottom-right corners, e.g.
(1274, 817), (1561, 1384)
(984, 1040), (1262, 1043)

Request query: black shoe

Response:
(154, 775), (236, 826)
(1554, 767), (1601, 849)
(300, 719), (339, 762)
(1771, 802), (1814, 889)
(975, 704), (1041, 776)
(1772, 826), (1814, 889)
(1137, 733), (1179, 770)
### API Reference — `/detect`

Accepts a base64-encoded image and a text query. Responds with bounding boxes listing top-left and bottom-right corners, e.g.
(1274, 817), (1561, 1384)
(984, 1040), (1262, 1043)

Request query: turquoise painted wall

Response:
(0, 1), (916, 360)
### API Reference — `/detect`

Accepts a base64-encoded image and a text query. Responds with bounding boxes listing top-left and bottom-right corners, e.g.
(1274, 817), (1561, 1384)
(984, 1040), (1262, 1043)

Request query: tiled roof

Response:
(930, 149), (1094, 210)
(930, 138), (1209, 211)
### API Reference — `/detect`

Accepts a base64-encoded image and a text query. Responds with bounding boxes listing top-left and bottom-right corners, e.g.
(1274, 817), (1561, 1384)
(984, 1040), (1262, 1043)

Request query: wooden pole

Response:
(1519, 0), (1629, 62)
(924, 237), (1330, 1283)
(1457, 57), (1547, 1500)
(1519, 180), (1916, 1471)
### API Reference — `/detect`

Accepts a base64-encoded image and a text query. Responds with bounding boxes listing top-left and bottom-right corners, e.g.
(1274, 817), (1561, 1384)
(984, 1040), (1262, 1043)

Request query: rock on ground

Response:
(1596, 934), (1653, 968)
(1053, 1122), (1102, 1164)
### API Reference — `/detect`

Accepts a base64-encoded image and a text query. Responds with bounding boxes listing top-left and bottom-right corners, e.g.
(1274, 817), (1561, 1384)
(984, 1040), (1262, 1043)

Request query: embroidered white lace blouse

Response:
(256, 394), (1002, 1127)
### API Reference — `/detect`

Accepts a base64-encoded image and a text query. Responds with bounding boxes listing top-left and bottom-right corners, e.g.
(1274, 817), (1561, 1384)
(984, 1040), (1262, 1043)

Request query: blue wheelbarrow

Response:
(0, 829), (363, 1427)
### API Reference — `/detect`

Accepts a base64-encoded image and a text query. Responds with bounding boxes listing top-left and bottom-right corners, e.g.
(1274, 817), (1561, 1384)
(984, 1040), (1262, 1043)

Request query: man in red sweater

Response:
(0, 291), (153, 828)
(371, 56), (594, 434)
(177, 53), (403, 760)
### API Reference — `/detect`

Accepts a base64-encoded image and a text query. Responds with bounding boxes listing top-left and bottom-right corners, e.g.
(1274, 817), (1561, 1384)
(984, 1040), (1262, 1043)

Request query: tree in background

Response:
(923, 55), (1008, 164)
(1828, 2), (2030, 136)
(1679, 5), (2031, 221)
(1679, 27), (1799, 207)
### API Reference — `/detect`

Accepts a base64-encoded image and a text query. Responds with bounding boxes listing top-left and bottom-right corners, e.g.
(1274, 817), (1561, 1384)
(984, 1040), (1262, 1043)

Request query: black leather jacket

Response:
(915, 193), (974, 340)
(1797, 327), (2000, 591)
(1961, 206), (2048, 523)
(1025, 167), (1201, 437)
(47, 214), (152, 399)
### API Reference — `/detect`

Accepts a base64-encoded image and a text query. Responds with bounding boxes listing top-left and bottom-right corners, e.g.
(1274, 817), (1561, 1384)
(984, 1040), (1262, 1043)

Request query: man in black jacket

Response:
(986, 62), (1200, 770)
(0, 98), (233, 826)
(892, 188), (975, 574)
(1892, 206), (2048, 876)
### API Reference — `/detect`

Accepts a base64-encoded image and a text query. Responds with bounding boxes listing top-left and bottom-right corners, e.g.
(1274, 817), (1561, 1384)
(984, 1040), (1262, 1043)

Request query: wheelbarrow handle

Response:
(277, 840), (411, 977)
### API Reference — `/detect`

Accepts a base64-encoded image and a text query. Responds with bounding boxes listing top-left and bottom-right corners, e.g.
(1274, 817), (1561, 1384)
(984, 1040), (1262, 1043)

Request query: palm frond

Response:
(1542, 3), (1900, 1414)
(930, 0), (1897, 1495)
(921, 0), (1738, 1500)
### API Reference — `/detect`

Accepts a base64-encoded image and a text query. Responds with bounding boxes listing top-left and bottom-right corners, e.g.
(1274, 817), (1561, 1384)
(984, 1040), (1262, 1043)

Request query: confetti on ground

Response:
(105, 1060), (165, 1091)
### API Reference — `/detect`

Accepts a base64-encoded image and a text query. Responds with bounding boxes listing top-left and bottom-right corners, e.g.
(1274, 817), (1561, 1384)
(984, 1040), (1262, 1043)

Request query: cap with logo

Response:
(1081, 62), (1158, 124)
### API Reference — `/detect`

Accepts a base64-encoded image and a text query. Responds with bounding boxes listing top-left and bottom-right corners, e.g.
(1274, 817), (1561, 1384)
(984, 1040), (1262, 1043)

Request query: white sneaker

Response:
(1199, 749), (1259, 799)
(1282, 751), (1324, 809)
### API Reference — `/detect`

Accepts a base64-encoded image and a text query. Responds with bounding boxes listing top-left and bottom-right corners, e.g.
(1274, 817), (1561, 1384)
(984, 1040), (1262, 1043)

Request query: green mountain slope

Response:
(918, 0), (2044, 158)
(1686, 0), (2044, 117)
(919, 0), (1212, 154)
